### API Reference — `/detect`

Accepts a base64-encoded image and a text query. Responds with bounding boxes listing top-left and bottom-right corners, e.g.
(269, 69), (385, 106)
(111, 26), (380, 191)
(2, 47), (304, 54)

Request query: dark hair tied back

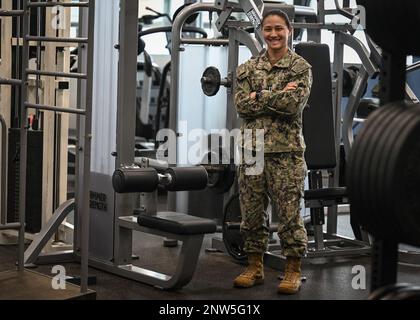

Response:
(262, 10), (292, 29)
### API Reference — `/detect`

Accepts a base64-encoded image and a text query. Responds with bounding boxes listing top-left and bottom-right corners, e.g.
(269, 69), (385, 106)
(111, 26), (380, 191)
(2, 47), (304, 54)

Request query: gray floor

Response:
(0, 214), (419, 300)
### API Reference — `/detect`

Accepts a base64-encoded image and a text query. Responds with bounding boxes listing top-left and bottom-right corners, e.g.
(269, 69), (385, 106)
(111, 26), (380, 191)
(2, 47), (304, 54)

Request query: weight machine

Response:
(0, 0), (95, 298)
(23, 0), (220, 291)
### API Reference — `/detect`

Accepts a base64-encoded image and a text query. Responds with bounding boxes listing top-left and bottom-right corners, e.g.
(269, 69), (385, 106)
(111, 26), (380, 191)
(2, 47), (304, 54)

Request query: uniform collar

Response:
(257, 49), (293, 71)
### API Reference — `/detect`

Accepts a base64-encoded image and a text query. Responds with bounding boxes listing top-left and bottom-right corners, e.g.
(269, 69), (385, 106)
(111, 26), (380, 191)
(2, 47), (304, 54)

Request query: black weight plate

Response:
(370, 106), (408, 234)
(368, 283), (411, 300)
(370, 104), (414, 237)
(201, 66), (221, 97)
(396, 125), (420, 246)
(348, 104), (389, 219)
(355, 104), (404, 235)
(348, 105), (396, 234)
(384, 104), (420, 245)
(380, 105), (416, 215)
(352, 105), (395, 234)
(222, 193), (247, 261)
(375, 103), (419, 239)
(365, 104), (408, 236)
(364, 106), (402, 232)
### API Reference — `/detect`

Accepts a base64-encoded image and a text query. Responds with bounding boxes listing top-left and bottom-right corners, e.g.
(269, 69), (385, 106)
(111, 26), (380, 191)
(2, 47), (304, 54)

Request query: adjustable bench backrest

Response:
(295, 42), (337, 171)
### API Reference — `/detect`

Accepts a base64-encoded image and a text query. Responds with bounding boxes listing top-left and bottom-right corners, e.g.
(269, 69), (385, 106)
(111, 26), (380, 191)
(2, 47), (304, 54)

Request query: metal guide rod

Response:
(35, 0), (41, 111)
(80, 0), (96, 294)
(25, 103), (86, 115)
(15, 0), (22, 126)
(0, 10), (24, 16)
(0, 78), (23, 86)
(0, 223), (21, 231)
(26, 36), (89, 43)
(26, 69), (87, 79)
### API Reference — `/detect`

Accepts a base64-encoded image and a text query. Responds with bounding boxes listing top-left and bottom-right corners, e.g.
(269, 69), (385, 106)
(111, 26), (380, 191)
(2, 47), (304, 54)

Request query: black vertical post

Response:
(379, 52), (406, 105)
(370, 238), (398, 292)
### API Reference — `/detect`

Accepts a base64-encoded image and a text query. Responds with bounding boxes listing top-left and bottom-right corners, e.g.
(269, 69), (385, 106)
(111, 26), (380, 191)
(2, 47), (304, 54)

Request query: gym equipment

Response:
(7, 128), (43, 233)
(0, 0), (95, 297)
(24, 2), (226, 291)
(113, 166), (209, 193)
(112, 167), (159, 193)
(112, 163), (216, 289)
(164, 167), (208, 191)
(286, 43), (370, 258)
(347, 2), (420, 294)
(201, 66), (231, 97)
(113, 162), (235, 195)
(347, 102), (420, 246)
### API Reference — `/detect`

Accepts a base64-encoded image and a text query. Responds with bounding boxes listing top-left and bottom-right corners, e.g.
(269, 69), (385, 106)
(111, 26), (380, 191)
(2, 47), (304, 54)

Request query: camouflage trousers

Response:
(239, 152), (308, 257)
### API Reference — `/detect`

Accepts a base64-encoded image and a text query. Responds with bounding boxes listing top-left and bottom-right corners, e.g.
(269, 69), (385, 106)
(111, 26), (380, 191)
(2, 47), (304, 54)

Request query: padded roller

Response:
(165, 166), (208, 191)
(112, 167), (159, 193)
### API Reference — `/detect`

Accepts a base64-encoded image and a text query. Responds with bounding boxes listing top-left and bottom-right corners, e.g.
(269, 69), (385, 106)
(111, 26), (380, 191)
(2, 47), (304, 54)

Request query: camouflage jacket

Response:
(235, 49), (312, 153)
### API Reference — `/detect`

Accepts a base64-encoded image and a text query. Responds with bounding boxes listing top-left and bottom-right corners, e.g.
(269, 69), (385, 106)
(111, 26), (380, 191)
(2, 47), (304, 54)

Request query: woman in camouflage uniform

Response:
(233, 10), (312, 294)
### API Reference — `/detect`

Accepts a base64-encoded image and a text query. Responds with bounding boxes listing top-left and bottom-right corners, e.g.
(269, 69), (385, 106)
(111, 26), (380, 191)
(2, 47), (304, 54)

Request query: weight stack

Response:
(7, 128), (43, 233)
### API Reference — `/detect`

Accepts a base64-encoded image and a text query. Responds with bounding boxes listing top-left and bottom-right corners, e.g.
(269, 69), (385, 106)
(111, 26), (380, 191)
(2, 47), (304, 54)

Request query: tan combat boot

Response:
(277, 257), (302, 294)
(233, 253), (264, 288)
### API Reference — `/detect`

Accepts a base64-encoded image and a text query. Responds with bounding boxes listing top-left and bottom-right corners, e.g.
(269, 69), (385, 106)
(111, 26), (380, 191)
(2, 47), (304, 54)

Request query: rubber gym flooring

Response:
(0, 214), (419, 300)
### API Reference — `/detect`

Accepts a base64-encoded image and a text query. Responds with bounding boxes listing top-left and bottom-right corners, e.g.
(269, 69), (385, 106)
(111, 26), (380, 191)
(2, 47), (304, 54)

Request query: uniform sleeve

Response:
(234, 64), (268, 118)
(259, 64), (312, 117)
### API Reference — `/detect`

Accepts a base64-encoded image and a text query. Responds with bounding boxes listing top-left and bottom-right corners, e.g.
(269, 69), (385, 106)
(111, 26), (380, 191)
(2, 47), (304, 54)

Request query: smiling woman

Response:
(233, 9), (313, 295)
(262, 10), (293, 64)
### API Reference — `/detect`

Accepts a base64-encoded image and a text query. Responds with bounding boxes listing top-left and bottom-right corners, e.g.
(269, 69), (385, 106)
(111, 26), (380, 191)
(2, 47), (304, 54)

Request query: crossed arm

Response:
(235, 68), (312, 119)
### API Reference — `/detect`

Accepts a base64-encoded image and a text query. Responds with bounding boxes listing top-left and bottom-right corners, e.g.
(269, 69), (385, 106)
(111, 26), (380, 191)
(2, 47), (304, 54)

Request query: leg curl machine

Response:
(112, 162), (217, 289)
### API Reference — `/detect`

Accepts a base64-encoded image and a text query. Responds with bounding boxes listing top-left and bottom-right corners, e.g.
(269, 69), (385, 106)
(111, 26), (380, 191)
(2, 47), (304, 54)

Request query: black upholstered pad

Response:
(137, 211), (217, 235)
(295, 42), (337, 170)
(304, 187), (347, 201)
